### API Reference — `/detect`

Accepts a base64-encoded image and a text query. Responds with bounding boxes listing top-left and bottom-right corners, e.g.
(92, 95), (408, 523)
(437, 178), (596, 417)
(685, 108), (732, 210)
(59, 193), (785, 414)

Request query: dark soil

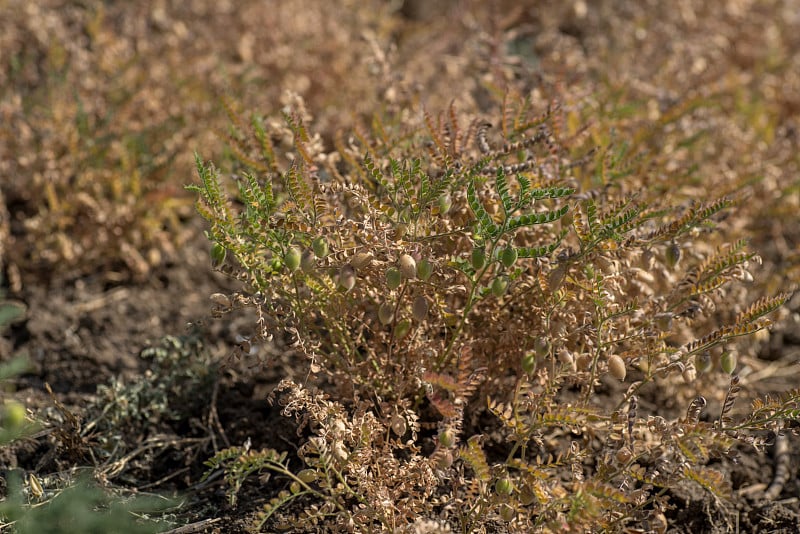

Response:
(0, 223), (301, 533)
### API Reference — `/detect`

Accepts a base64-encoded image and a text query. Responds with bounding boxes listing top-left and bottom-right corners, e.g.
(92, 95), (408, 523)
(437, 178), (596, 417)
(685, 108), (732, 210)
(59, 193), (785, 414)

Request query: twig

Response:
(207, 377), (230, 451)
(137, 467), (190, 491)
(162, 518), (222, 534)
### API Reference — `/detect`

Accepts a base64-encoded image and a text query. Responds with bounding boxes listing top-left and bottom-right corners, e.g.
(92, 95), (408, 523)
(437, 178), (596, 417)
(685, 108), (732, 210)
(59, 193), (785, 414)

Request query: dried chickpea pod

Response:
(398, 254), (417, 279)
(435, 450), (453, 469)
(329, 419), (347, 437)
(412, 295), (429, 321)
(301, 249), (316, 272)
(338, 264), (356, 292)
(695, 351), (712, 373)
(559, 349), (577, 372)
(393, 223), (408, 241)
(390, 413), (407, 436)
(518, 487), (536, 506)
(378, 303), (394, 325)
(608, 354), (626, 381)
(210, 293), (231, 308)
(652, 513), (668, 534)
(296, 469), (317, 483)
(615, 446), (633, 464)
(534, 338), (550, 357)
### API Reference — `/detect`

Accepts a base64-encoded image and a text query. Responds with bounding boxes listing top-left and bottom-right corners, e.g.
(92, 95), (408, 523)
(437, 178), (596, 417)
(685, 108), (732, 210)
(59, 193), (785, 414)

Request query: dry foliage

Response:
(0, 0), (400, 283)
(2, 1), (799, 533)
(190, 88), (792, 531)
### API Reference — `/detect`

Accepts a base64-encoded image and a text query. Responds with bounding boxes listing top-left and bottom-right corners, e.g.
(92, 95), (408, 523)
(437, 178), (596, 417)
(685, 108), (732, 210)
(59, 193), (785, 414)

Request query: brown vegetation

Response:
(1, 1), (799, 532)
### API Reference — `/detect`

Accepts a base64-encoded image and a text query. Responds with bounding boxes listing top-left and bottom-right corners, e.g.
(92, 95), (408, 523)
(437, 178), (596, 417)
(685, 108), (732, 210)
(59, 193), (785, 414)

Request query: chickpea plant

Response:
(189, 97), (791, 532)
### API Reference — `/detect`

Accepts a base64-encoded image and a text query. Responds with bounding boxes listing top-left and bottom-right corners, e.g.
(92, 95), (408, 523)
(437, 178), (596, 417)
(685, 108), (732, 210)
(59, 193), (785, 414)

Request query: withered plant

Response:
(189, 94), (792, 532)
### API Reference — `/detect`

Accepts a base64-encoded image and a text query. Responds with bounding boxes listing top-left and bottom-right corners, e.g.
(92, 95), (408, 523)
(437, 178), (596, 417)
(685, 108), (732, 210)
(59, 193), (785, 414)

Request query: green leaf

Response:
(0, 355), (30, 381)
(284, 163), (312, 213)
(516, 232), (567, 259)
(601, 206), (640, 237)
(495, 167), (513, 214)
(364, 152), (390, 192)
(0, 300), (26, 329)
(517, 174), (530, 194)
(419, 163), (431, 201)
(390, 158), (412, 200)
(507, 205), (569, 231)
(187, 154), (235, 227)
(467, 179), (495, 236)
(251, 114), (277, 171)
(237, 172), (275, 220)
(530, 186), (576, 201)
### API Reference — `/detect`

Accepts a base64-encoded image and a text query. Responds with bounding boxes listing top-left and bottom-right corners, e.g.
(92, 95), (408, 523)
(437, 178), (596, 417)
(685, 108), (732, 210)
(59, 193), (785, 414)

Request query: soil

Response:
(0, 222), (297, 533)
